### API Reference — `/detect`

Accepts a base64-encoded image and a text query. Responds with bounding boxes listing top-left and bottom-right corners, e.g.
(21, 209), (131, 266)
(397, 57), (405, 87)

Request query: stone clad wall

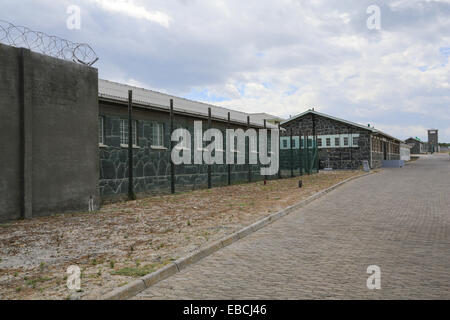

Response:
(99, 102), (267, 200)
(281, 113), (371, 170)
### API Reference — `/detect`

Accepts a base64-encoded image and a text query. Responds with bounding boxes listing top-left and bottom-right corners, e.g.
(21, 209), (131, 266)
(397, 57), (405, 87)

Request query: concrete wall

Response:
(0, 44), (99, 222)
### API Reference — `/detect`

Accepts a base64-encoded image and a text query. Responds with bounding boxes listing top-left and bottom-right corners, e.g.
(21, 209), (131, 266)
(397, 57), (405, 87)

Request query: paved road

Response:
(136, 154), (450, 299)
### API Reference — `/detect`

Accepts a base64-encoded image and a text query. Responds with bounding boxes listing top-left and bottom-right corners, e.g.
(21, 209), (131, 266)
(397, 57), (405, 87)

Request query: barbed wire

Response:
(0, 20), (98, 66)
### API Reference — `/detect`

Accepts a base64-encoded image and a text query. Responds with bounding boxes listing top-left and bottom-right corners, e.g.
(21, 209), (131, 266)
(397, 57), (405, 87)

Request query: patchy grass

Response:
(25, 277), (53, 288)
(111, 260), (169, 278)
(111, 265), (157, 278)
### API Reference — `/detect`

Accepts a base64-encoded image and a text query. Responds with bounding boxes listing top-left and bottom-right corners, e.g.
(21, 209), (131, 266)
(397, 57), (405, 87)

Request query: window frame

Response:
(151, 122), (165, 148)
(343, 137), (349, 146)
(120, 119), (138, 148)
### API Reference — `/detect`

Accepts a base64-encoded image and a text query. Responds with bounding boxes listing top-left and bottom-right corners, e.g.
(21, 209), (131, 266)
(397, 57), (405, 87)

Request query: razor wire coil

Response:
(0, 20), (98, 66)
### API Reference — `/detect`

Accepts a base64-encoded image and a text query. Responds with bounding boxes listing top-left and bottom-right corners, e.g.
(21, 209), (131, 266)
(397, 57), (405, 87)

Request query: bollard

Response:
(298, 180), (303, 188)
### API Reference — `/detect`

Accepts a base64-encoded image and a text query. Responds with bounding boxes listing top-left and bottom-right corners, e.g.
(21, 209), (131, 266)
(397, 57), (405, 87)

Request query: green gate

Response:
(279, 136), (319, 178)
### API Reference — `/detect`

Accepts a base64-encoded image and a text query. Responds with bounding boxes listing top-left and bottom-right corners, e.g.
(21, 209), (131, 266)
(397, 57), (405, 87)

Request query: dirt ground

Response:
(0, 170), (366, 300)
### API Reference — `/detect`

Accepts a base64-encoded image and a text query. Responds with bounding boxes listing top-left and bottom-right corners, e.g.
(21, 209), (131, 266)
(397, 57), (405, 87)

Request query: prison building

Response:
(280, 109), (402, 170)
(98, 79), (277, 200)
(405, 137), (427, 154)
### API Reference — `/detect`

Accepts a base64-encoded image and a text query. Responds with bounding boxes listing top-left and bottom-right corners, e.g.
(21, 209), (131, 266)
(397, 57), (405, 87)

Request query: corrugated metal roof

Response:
(98, 79), (277, 128)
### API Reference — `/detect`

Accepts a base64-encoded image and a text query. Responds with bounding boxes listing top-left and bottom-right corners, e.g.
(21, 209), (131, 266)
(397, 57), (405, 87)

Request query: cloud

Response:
(88, 0), (171, 28)
(1, 0), (450, 141)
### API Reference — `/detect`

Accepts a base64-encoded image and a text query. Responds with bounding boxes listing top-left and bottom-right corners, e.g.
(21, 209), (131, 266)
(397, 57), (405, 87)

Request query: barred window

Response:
(282, 139), (288, 148)
(353, 137), (359, 146)
(326, 138), (331, 147)
(120, 119), (137, 146)
(335, 137), (340, 146)
(152, 122), (164, 147)
(317, 138), (322, 147)
(343, 137), (349, 146)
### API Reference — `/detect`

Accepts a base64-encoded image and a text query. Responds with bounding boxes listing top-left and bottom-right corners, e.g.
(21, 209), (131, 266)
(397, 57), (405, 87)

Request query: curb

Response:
(100, 171), (373, 300)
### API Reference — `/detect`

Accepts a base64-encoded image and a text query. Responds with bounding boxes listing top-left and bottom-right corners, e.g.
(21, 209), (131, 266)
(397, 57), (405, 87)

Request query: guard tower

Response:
(428, 129), (439, 153)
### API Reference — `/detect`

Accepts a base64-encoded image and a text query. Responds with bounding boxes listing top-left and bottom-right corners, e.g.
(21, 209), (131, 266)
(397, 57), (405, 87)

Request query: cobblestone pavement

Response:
(136, 154), (450, 299)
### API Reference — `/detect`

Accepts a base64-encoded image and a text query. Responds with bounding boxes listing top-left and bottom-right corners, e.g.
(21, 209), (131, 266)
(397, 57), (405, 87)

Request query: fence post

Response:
(128, 90), (136, 200)
(247, 116), (251, 182)
(349, 127), (353, 169)
(208, 108), (212, 189)
(299, 130), (303, 176)
(263, 119), (267, 183)
(304, 133), (309, 175)
(277, 123), (282, 179)
(290, 128), (294, 177)
(227, 112), (231, 185)
(170, 99), (175, 194)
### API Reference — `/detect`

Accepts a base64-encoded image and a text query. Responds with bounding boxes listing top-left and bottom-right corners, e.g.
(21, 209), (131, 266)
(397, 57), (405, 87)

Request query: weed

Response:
(111, 264), (157, 277)
(25, 277), (52, 288)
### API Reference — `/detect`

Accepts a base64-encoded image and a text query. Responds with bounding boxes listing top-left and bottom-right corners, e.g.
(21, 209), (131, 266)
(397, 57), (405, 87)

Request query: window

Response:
(343, 137), (349, 146)
(120, 119), (137, 146)
(291, 139), (296, 149)
(353, 137), (359, 147)
(308, 138), (312, 148)
(98, 116), (105, 145)
(335, 137), (340, 147)
(317, 138), (322, 147)
(152, 122), (164, 147)
(326, 138), (331, 147)
(282, 139), (288, 148)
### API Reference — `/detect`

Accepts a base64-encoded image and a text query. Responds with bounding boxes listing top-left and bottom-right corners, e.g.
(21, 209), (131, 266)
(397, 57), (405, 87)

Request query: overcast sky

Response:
(2, 0), (450, 141)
